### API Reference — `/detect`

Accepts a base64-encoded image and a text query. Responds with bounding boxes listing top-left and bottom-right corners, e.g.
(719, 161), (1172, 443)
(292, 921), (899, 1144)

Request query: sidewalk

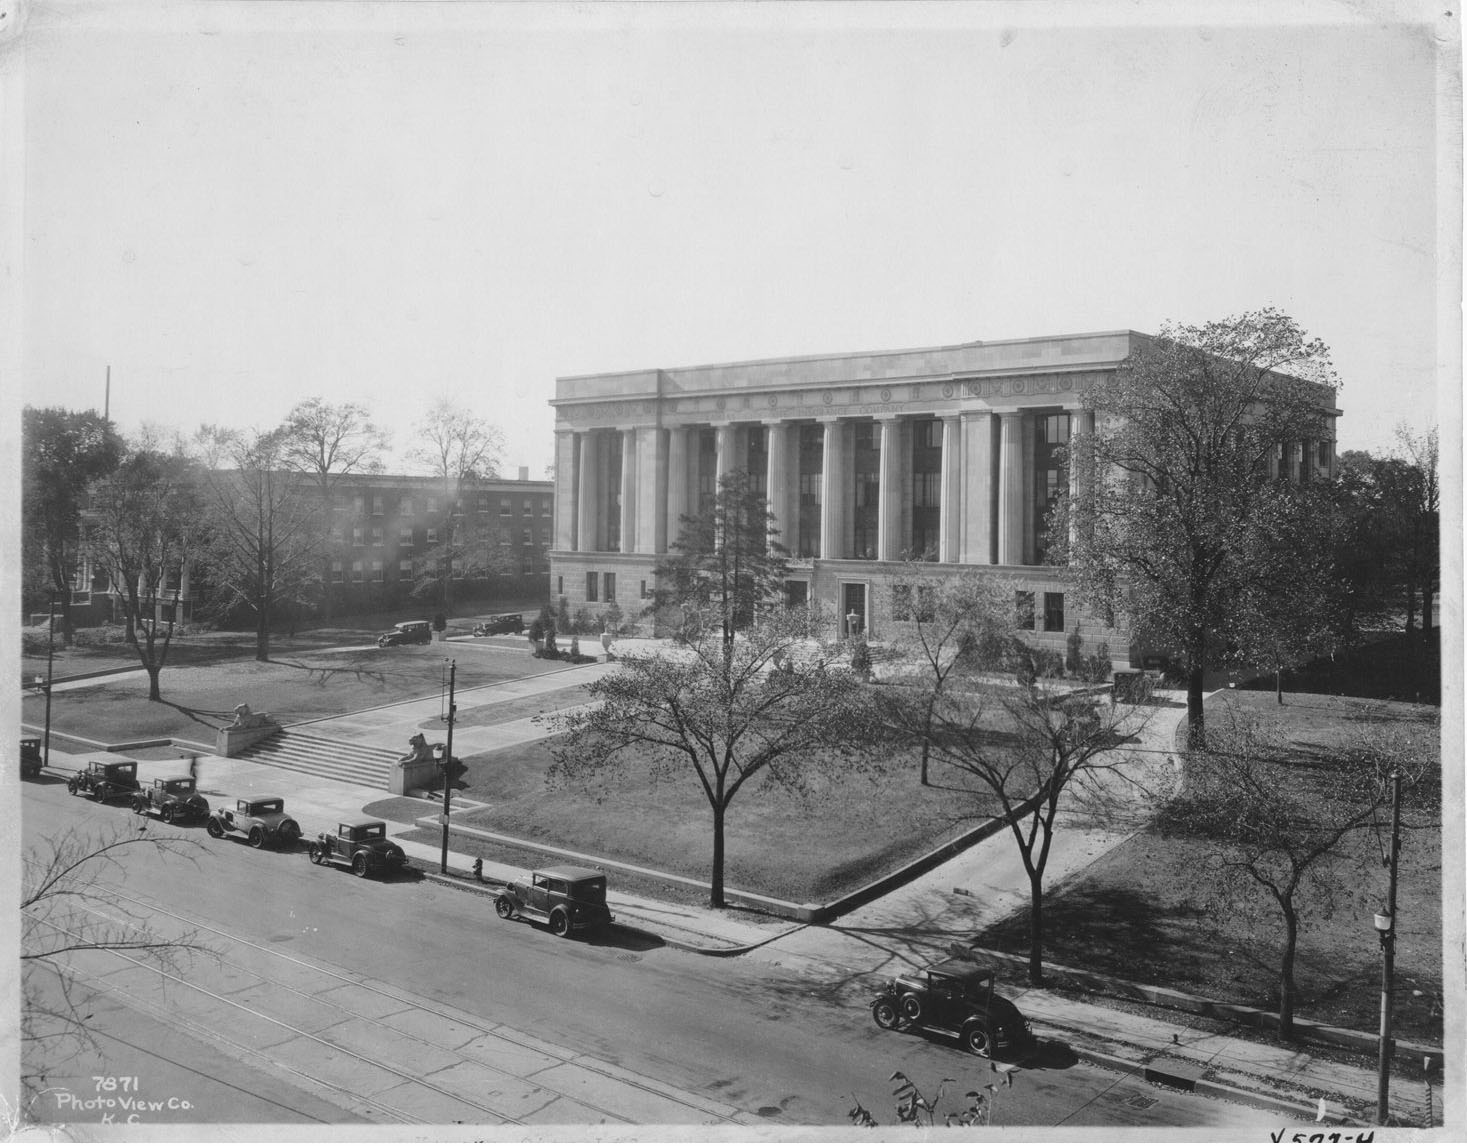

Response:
(27, 667), (1441, 1130)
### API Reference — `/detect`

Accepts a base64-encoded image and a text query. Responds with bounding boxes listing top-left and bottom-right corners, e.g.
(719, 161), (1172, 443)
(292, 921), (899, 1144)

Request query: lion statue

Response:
(230, 703), (274, 729)
(399, 731), (434, 766)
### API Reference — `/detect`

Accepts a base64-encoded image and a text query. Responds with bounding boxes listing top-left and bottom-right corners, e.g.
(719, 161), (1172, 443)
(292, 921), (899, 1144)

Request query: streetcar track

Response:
(27, 914), (532, 1127)
(28, 886), (744, 1127)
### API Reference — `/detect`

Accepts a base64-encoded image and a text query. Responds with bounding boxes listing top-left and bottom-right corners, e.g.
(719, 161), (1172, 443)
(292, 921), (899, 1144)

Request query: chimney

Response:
(518, 466), (529, 482)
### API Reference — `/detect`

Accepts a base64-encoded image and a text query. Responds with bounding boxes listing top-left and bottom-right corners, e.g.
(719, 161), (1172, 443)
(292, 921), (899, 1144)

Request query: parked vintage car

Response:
(132, 776), (210, 824)
(377, 620), (433, 648)
(870, 959), (1033, 1059)
(67, 754), (142, 803)
(207, 795), (301, 848)
(473, 612), (525, 636)
(20, 737), (43, 780)
(495, 864), (614, 938)
(308, 817), (407, 877)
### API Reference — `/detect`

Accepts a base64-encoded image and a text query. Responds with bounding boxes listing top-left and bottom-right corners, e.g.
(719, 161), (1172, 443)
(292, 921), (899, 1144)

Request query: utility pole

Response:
(440, 659), (456, 875)
(1376, 768), (1403, 1125)
(43, 590), (56, 770)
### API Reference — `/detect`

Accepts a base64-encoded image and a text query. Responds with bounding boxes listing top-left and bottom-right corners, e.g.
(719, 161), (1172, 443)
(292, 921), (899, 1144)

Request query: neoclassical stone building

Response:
(548, 330), (1339, 660)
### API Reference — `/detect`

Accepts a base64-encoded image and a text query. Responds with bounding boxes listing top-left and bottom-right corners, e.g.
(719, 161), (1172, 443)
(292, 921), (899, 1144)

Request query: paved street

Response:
(20, 780), (1284, 1132)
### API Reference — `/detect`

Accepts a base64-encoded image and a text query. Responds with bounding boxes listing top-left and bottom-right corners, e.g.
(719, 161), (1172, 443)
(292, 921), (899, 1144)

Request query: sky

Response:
(5, 0), (1457, 480)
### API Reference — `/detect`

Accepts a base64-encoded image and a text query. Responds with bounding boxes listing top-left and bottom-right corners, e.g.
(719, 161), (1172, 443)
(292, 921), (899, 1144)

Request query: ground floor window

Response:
(331, 561), (344, 584)
(1043, 591), (1065, 632)
(1015, 590), (1035, 630)
(399, 560), (413, 582)
(603, 572), (616, 602)
(784, 579), (808, 608)
(586, 571), (599, 602)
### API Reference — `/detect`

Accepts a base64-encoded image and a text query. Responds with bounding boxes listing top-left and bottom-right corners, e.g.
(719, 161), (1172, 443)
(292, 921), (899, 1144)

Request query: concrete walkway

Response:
(25, 644), (1442, 1129)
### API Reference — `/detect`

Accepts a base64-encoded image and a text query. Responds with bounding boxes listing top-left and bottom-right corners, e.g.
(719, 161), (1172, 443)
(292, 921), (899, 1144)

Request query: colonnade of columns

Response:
(557, 408), (1098, 568)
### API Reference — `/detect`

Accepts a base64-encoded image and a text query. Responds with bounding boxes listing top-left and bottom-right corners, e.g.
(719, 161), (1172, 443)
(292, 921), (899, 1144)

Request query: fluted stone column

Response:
(820, 417), (845, 560)
(554, 430), (577, 551)
(715, 423), (736, 487)
(635, 426), (666, 554)
(576, 431), (600, 553)
(764, 420), (791, 551)
(665, 426), (689, 546)
(1068, 409), (1095, 551)
(998, 413), (1025, 566)
(960, 412), (997, 564)
(939, 415), (962, 563)
(618, 428), (638, 553)
(877, 416), (902, 562)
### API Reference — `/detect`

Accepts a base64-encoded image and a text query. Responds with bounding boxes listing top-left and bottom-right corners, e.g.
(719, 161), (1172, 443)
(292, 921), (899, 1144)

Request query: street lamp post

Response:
(438, 659), (457, 875)
(1374, 768), (1404, 1124)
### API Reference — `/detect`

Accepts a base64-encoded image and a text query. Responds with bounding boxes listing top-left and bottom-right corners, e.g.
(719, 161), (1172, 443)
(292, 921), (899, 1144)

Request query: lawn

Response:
(414, 736), (1006, 906)
(21, 643), (568, 745)
(972, 691), (1444, 1045)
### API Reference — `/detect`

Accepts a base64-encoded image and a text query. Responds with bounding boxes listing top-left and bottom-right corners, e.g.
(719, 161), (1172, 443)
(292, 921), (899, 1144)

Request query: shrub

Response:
(572, 607), (594, 635)
(1066, 625), (1084, 676)
(73, 625), (129, 648)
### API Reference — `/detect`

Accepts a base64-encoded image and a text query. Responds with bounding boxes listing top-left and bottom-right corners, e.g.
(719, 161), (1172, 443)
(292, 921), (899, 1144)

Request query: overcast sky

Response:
(8, 0), (1456, 479)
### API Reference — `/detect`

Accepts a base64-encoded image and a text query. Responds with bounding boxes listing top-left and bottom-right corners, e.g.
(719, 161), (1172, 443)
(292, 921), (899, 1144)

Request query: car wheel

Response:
(247, 826), (266, 848)
(898, 994), (925, 1024)
(206, 818), (225, 838)
(495, 897), (514, 920)
(351, 853), (370, 878)
(308, 843), (326, 865)
(961, 1022), (993, 1058)
(162, 805), (177, 824)
(67, 777), (80, 795)
(131, 796), (146, 814)
(548, 910), (571, 938)
(872, 998), (901, 1030)
(377, 637), (389, 648)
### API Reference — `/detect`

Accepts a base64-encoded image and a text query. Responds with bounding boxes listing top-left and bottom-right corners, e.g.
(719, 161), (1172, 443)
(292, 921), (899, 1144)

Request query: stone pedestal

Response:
(392, 757), (441, 796)
(216, 721), (279, 757)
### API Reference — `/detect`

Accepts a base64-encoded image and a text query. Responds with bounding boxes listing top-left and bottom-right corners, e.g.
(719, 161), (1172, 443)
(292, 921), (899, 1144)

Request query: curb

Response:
(1062, 1040), (1357, 1126)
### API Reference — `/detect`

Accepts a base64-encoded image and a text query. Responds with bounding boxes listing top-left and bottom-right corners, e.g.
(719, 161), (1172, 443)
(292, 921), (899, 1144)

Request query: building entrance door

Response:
(841, 582), (867, 637)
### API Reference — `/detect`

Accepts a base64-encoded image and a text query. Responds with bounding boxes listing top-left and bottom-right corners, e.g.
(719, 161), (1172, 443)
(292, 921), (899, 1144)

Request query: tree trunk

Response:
(1186, 664), (1206, 747)
(256, 606), (271, 662)
(146, 663), (162, 702)
(1027, 874), (1045, 985)
(1275, 665), (1284, 705)
(709, 803), (726, 909)
(919, 739), (931, 787)
(1279, 899), (1299, 1039)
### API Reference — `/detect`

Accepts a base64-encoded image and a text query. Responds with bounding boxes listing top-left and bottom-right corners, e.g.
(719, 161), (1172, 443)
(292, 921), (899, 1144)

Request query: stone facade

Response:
(548, 331), (1340, 662)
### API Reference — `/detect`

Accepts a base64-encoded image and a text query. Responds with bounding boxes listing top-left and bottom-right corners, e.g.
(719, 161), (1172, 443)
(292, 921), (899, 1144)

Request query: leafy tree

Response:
(83, 445), (203, 700)
(21, 407), (124, 642)
(278, 397), (390, 621)
(879, 566), (1014, 785)
(652, 470), (789, 653)
(1227, 482), (1343, 703)
(547, 607), (871, 908)
(1157, 705), (1438, 1038)
(22, 823), (212, 1093)
(924, 676), (1147, 984)
(1391, 426), (1439, 637)
(1063, 309), (1339, 745)
(195, 425), (322, 661)
(407, 399), (507, 615)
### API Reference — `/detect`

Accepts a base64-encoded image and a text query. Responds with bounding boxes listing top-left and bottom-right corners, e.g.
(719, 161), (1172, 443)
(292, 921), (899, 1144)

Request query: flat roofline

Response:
(557, 329), (1147, 384)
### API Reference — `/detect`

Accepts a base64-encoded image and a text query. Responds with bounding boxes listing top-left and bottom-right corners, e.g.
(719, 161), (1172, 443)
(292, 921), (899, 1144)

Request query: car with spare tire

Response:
(67, 754), (142, 803)
(495, 864), (614, 938)
(870, 958), (1032, 1059)
(308, 817), (407, 878)
(132, 775), (210, 824)
(207, 795), (301, 849)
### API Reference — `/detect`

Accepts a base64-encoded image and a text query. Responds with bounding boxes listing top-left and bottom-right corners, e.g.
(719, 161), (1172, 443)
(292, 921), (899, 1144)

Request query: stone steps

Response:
(233, 729), (398, 789)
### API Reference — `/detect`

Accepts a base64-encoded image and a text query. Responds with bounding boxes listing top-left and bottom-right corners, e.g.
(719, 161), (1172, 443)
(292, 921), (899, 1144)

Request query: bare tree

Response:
(878, 566), (1015, 785)
(925, 678), (1148, 984)
(278, 397), (390, 621)
(407, 399), (506, 615)
(1156, 705), (1438, 1038)
(83, 444), (203, 700)
(195, 425), (322, 661)
(547, 607), (874, 908)
(21, 824), (214, 1090)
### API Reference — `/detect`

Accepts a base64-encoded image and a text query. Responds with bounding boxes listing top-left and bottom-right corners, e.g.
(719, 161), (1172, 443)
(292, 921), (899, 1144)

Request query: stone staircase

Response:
(233, 729), (399, 789)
